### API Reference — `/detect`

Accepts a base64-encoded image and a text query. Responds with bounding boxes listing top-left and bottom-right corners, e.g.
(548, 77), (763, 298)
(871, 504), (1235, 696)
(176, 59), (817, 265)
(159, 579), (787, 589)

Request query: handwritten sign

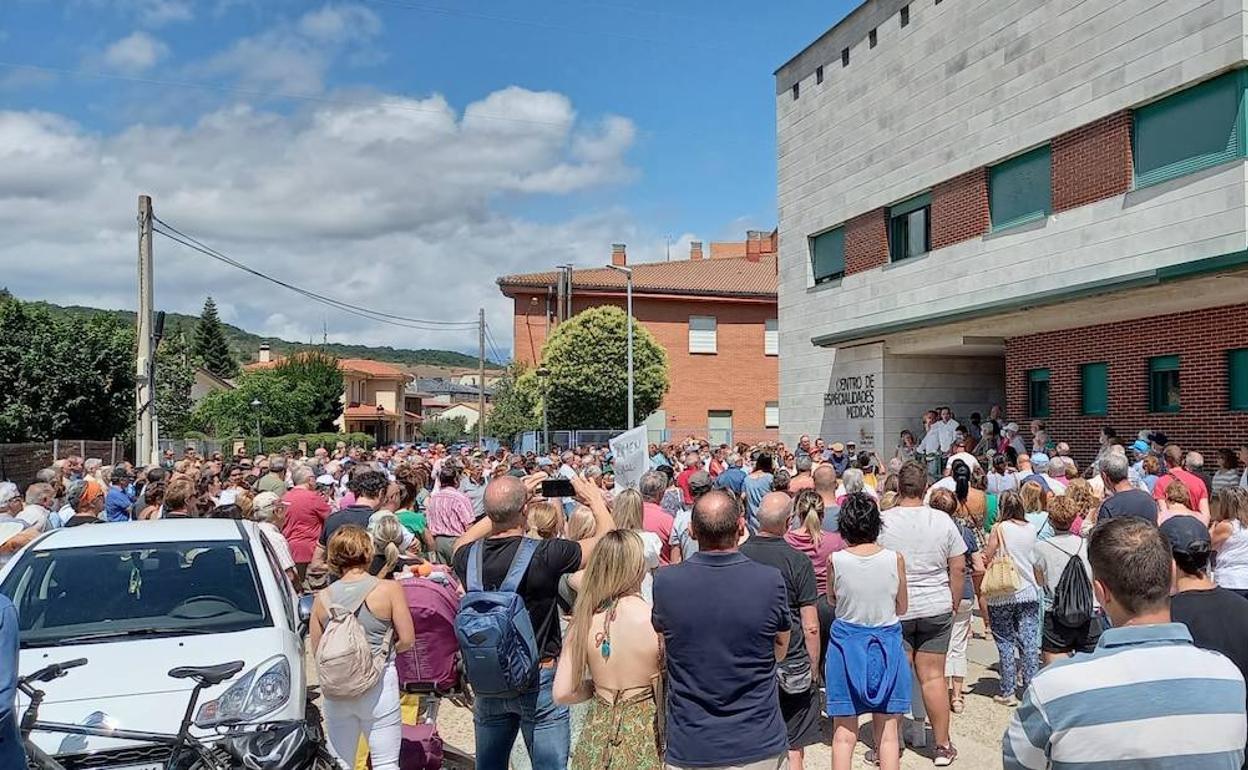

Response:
(609, 426), (650, 491)
(824, 374), (876, 420)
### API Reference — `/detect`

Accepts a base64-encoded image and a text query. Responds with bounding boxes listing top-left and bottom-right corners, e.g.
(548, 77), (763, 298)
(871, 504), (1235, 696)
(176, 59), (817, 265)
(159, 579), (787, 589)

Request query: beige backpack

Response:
(315, 577), (390, 699)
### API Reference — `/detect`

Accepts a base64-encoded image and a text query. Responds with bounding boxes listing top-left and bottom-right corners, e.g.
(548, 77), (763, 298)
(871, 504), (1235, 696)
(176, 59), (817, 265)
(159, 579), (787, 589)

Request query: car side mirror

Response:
(297, 594), (314, 636)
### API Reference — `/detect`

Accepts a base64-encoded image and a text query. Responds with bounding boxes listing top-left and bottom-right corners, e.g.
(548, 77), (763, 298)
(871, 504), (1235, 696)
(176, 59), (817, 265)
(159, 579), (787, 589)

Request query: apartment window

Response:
(764, 318), (779, 356)
(1081, 362), (1109, 416)
(990, 145), (1052, 230)
(889, 193), (931, 261)
(689, 316), (717, 354)
(900, 5), (910, 26)
(708, 410), (733, 445)
(1027, 368), (1050, 419)
(1149, 355), (1181, 413)
(792, 82), (800, 100)
(1230, 349), (1248, 411)
(1135, 69), (1246, 188)
(869, 28), (878, 48)
(842, 48), (850, 67)
(765, 402), (780, 429)
(810, 226), (845, 283)
(815, 65), (824, 84)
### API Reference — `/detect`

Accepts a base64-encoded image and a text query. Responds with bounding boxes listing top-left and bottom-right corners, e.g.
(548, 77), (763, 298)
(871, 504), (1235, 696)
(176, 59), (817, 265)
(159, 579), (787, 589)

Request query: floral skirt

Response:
(569, 686), (661, 770)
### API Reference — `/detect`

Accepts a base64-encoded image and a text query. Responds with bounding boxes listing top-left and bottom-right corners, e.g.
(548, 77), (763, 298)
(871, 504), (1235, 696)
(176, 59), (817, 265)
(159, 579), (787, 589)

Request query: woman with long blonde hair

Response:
(607, 488), (662, 602)
(553, 530), (661, 770)
(1212, 488), (1248, 598)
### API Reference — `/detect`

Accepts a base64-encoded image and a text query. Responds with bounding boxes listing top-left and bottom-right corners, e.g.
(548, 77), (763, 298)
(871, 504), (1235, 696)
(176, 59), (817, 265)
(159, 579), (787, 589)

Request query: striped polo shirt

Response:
(1004, 623), (1246, 769)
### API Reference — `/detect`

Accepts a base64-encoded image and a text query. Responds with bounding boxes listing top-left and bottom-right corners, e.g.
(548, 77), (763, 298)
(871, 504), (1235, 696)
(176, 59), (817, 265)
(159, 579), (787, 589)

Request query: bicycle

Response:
(19, 657), (332, 770)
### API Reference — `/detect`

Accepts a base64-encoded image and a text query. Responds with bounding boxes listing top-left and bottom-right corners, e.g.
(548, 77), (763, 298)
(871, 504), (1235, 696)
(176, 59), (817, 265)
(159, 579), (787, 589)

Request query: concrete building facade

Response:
(777, 0), (1248, 461)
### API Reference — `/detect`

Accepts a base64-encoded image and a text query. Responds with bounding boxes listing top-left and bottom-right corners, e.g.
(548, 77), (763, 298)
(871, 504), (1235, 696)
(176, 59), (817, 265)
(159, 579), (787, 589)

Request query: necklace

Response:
(593, 599), (618, 660)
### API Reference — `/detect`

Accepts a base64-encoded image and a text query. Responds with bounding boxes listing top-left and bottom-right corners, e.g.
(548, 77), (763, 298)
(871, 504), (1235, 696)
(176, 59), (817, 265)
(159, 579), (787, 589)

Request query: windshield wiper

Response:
(37, 627), (214, 646)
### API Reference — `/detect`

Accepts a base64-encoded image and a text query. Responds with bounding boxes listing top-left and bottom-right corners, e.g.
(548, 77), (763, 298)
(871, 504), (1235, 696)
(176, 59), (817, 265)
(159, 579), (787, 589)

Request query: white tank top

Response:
(832, 548), (900, 627)
(1216, 521), (1248, 590)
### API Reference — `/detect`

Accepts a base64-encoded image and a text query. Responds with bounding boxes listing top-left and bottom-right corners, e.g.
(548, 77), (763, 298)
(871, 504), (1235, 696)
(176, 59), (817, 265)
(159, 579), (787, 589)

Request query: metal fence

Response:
(0, 439), (128, 490)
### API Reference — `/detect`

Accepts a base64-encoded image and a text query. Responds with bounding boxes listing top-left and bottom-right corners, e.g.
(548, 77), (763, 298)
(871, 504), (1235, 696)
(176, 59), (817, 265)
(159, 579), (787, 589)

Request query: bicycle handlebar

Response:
(22, 658), (88, 685)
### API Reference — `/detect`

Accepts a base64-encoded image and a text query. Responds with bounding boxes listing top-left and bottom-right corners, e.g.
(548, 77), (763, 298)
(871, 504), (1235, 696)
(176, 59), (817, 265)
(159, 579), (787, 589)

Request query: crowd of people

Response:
(2, 406), (1248, 769)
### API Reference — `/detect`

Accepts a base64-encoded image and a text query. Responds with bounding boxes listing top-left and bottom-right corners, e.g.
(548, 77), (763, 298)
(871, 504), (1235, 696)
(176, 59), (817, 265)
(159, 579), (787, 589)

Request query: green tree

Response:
(155, 328), (195, 437)
(485, 363), (541, 443)
(0, 293), (135, 442)
(421, 415), (469, 445)
(274, 350), (344, 432)
(193, 296), (239, 379)
(541, 305), (668, 430)
(191, 369), (316, 438)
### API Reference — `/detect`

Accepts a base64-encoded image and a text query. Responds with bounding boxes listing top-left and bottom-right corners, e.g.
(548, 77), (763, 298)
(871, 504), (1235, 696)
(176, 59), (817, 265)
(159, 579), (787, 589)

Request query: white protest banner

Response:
(609, 426), (650, 491)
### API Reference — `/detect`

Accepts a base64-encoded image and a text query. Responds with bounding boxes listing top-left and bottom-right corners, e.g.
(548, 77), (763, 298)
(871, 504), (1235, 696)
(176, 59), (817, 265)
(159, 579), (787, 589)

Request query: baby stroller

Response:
(395, 570), (475, 770)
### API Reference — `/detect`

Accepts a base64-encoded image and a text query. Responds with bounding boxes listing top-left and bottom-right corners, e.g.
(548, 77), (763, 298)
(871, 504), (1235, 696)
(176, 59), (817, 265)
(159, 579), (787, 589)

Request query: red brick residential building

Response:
(497, 231), (780, 444)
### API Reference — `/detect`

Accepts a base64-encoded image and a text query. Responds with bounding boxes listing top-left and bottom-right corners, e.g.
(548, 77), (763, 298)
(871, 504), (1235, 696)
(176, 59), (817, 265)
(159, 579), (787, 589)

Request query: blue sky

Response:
(0, 0), (855, 355)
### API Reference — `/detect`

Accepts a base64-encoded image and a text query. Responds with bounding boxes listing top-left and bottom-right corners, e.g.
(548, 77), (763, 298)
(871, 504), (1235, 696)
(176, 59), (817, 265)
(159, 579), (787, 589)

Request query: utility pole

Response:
(136, 195), (155, 466)
(606, 263), (634, 429)
(478, 308), (486, 446)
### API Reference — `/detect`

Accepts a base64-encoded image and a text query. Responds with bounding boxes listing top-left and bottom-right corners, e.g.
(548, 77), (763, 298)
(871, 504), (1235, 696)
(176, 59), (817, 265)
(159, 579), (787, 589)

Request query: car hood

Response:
(20, 627), (305, 755)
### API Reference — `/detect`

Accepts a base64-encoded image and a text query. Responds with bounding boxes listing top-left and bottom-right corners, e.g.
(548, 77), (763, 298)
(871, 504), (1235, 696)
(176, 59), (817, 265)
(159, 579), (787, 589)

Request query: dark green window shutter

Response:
(1027, 368), (1050, 419)
(1081, 362), (1108, 416)
(1134, 69), (1246, 188)
(810, 227), (845, 283)
(1230, 349), (1248, 412)
(990, 145), (1052, 230)
(1149, 355), (1181, 413)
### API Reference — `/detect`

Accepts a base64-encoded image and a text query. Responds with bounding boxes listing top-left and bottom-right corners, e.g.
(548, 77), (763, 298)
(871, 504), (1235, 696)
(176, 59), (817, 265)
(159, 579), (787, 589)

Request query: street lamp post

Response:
(536, 365), (550, 454)
(250, 399), (262, 454)
(605, 264), (634, 430)
(376, 404), (385, 448)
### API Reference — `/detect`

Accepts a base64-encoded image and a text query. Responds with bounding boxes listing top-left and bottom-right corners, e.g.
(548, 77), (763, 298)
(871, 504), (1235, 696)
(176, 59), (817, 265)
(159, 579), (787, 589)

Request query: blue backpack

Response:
(454, 539), (540, 696)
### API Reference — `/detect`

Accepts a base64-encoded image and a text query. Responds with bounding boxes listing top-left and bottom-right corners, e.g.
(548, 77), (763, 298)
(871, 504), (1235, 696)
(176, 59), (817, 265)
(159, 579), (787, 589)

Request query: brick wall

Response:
(1004, 302), (1248, 465)
(845, 208), (889, 275)
(508, 290), (779, 438)
(1051, 111), (1133, 213)
(931, 167), (989, 250)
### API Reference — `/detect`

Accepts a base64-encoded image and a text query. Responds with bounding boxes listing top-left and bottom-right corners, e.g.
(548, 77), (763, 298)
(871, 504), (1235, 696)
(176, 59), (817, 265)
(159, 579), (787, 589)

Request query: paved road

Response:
(432, 630), (1014, 769)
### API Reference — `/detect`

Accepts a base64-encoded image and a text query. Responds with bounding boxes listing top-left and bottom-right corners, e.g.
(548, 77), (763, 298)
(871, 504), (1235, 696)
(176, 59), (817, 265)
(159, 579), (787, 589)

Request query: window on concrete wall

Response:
(900, 4), (910, 26)
(990, 145), (1052, 230)
(1027, 368), (1050, 419)
(765, 402), (779, 429)
(689, 316), (717, 354)
(889, 193), (930, 261)
(1134, 69), (1246, 188)
(816, 65), (823, 84)
(1229, 349), (1248, 411)
(810, 226), (845, 284)
(764, 319), (779, 356)
(1081, 362), (1108, 416)
(1149, 355), (1181, 413)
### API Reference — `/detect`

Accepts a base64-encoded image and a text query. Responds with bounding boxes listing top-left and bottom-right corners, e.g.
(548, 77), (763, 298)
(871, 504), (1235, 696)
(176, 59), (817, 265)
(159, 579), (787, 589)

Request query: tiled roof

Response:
(344, 405), (402, 420)
(497, 254), (777, 299)
(244, 356), (409, 379)
(410, 378), (495, 397)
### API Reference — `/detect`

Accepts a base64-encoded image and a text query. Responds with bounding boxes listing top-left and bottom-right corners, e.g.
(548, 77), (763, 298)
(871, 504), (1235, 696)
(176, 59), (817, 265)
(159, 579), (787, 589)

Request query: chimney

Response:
(258, 343), (271, 363)
(611, 243), (627, 267)
(690, 240), (704, 261)
(745, 230), (763, 262)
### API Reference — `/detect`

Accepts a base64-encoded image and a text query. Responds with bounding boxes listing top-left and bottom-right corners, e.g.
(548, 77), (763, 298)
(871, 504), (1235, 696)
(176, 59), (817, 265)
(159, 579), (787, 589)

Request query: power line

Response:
(483, 324), (507, 364)
(152, 218), (479, 333)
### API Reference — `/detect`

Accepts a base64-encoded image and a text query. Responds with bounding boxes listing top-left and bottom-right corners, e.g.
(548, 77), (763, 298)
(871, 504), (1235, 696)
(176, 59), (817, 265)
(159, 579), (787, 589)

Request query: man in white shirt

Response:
(252, 492), (297, 583)
(917, 410), (943, 480)
(934, 407), (960, 455)
(17, 483), (55, 532)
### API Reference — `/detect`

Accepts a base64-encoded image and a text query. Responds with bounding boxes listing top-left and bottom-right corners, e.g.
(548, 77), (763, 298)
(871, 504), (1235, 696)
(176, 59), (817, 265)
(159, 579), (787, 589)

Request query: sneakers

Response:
(993, 693), (1019, 707)
(933, 743), (958, 766)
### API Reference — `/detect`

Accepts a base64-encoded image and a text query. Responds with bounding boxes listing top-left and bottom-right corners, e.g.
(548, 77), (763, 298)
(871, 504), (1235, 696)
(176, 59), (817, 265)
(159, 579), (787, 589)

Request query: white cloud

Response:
(138, 0), (193, 26)
(0, 87), (639, 357)
(194, 4), (382, 94)
(102, 31), (170, 74)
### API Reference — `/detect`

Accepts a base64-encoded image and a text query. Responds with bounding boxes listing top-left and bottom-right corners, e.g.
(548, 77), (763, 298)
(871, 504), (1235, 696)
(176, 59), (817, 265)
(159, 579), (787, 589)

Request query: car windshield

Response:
(1, 539), (270, 647)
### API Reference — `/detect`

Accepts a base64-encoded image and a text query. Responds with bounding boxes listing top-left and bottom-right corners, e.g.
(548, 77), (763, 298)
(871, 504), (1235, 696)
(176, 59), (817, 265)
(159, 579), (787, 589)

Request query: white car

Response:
(0, 519), (310, 766)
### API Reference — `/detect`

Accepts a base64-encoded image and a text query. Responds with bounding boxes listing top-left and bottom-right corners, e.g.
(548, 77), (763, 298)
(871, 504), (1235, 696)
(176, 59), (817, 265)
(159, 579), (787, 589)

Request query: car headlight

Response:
(195, 655), (290, 727)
